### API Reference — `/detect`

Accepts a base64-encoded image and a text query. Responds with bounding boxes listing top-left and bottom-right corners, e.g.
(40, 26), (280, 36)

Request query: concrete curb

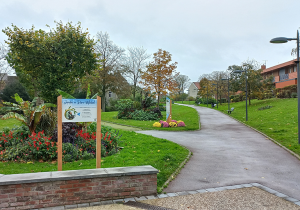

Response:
(216, 109), (300, 161)
(158, 147), (192, 193)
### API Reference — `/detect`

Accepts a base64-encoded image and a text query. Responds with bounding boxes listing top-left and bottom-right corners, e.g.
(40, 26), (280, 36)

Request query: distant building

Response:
(188, 82), (200, 98)
(261, 59), (297, 88)
(0, 73), (18, 91)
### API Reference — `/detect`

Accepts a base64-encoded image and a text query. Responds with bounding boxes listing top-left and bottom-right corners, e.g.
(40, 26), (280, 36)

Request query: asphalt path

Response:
(136, 104), (300, 200)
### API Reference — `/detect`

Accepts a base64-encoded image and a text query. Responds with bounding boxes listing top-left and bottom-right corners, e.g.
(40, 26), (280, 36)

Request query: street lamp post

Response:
(233, 67), (248, 121)
(212, 83), (218, 108)
(221, 78), (230, 112)
(270, 31), (300, 144)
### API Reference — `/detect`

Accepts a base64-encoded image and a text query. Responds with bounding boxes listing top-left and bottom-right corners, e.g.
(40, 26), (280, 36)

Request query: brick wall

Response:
(0, 166), (158, 210)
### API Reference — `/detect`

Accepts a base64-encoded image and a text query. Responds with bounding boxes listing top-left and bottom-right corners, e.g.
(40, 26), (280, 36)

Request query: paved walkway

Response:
(137, 104), (300, 200)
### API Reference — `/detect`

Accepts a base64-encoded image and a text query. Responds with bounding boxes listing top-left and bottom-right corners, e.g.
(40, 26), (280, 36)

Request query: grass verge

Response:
(200, 98), (300, 157)
(0, 130), (189, 191)
(102, 104), (199, 131)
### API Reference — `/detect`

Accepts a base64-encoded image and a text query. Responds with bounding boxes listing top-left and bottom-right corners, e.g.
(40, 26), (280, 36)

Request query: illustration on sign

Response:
(62, 99), (97, 122)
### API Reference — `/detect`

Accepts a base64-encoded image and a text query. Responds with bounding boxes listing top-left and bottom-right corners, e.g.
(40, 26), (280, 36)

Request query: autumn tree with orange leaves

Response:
(141, 49), (179, 107)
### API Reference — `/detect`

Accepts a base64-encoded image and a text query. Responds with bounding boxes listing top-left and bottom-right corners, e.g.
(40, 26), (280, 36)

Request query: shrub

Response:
(152, 107), (162, 118)
(52, 122), (82, 144)
(291, 92), (298, 98)
(131, 110), (160, 121)
(116, 99), (134, 119)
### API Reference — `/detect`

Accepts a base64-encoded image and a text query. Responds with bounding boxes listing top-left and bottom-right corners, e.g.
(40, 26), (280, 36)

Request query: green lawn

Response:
(202, 98), (300, 156)
(0, 130), (189, 191)
(0, 118), (22, 131)
(102, 104), (199, 131)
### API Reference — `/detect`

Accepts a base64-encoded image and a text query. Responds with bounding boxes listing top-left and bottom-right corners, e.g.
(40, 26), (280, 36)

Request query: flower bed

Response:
(153, 120), (186, 128)
(0, 123), (123, 163)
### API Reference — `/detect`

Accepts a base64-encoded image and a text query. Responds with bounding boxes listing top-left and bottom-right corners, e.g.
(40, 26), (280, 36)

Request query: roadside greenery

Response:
(102, 104), (199, 131)
(0, 130), (189, 190)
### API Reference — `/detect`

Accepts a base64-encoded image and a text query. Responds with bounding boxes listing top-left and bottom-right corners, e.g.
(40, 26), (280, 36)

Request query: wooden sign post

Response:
(57, 96), (62, 171)
(96, 96), (101, 168)
(57, 96), (101, 171)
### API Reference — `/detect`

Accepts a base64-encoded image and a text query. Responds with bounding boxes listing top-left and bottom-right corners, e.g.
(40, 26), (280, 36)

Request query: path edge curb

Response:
(158, 146), (192, 193)
(216, 109), (300, 161)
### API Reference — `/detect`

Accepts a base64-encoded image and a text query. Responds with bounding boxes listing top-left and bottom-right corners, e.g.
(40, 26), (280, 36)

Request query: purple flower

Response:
(171, 120), (177, 123)
(177, 122), (186, 127)
(162, 122), (169, 127)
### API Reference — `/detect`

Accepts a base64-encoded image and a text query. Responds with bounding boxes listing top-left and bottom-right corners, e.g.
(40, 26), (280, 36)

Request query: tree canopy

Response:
(141, 49), (178, 106)
(2, 21), (99, 103)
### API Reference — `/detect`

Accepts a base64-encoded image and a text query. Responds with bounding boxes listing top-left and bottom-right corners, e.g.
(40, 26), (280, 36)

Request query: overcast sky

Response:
(1, 0), (299, 81)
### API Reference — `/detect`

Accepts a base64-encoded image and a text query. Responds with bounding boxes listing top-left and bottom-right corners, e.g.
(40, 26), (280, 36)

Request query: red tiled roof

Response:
(262, 59), (297, 74)
(193, 82), (200, 89)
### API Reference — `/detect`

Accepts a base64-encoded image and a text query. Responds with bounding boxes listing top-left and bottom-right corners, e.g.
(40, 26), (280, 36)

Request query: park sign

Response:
(62, 99), (97, 122)
(57, 96), (102, 171)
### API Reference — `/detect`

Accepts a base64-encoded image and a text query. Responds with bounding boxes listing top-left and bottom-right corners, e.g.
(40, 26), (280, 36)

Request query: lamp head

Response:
(270, 37), (291, 43)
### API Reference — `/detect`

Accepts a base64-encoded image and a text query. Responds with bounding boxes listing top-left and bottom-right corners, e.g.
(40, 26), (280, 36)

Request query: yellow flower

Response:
(153, 122), (162, 127)
(169, 122), (177, 127)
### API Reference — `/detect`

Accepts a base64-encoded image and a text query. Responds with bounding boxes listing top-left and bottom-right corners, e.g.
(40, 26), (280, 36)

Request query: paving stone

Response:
(135, 196), (147, 201)
(77, 203), (89, 208)
(65, 204), (78, 209)
(146, 195), (158, 199)
(90, 202), (101, 206)
(187, 191), (198, 194)
(157, 194), (169, 198)
(232, 185), (243, 189)
(215, 187), (227, 191)
(250, 183), (261, 187)
(124, 197), (136, 202)
(241, 184), (252, 188)
(295, 201), (300, 206)
(275, 192), (288, 198)
(196, 189), (207, 193)
(166, 193), (179, 197)
(101, 200), (113, 205)
(206, 188), (217, 192)
(113, 199), (124, 204)
(225, 186), (236, 190)
(284, 197), (299, 202)
(177, 191), (189, 196)
(40, 207), (64, 210)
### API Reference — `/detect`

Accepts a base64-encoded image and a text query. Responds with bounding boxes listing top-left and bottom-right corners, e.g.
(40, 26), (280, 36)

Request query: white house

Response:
(188, 82), (200, 99)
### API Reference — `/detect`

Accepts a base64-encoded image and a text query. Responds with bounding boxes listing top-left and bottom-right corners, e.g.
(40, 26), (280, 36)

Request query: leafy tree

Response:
(1, 80), (31, 103)
(228, 60), (273, 105)
(123, 46), (150, 100)
(90, 31), (125, 111)
(1, 93), (56, 133)
(2, 21), (99, 103)
(141, 49), (178, 107)
(175, 74), (191, 95)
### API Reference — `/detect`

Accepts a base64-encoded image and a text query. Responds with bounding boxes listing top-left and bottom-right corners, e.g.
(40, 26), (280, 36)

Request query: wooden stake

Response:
(57, 95), (62, 171)
(96, 96), (101, 168)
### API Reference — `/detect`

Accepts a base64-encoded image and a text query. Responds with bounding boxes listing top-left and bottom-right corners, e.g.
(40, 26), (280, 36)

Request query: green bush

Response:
(130, 110), (160, 121)
(115, 99), (134, 119)
(291, 92), (297, 98)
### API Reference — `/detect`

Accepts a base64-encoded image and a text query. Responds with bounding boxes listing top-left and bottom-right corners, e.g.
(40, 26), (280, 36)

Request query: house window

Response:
(109, 91), (112, 98)
(294, 66), (297, 72)
(289, 68), (292, 73)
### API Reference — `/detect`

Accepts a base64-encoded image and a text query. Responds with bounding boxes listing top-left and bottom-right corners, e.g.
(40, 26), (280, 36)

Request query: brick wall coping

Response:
(0, 165), (158, 185)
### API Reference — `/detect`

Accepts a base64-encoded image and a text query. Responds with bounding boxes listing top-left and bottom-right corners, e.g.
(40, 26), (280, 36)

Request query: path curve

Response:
(136, 104), (300, 200)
